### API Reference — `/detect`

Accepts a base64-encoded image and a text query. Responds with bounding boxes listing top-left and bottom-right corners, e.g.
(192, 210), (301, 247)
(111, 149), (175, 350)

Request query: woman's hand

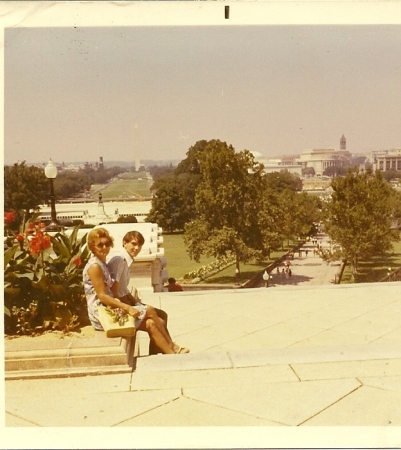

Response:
(126, 306), (140, 318)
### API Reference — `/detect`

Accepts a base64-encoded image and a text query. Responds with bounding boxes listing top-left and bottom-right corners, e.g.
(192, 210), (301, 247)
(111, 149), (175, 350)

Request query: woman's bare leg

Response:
(138, 318), (175, 354)
(144, 306), (174, 349)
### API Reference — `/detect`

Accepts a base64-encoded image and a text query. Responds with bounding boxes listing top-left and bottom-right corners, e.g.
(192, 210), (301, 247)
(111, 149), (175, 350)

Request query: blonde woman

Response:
(83, 228), (179, 354)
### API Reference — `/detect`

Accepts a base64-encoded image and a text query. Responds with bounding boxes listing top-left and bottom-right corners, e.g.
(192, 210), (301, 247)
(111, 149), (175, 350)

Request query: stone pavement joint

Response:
(4, 233), (401, 436)
(134, 341), (401, 373)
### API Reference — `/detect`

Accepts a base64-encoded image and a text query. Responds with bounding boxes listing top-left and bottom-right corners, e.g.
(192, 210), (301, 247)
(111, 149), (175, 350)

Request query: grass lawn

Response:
(341, 237), (401, 283)
(162, 234), (216, 280)
(162, 233), (299, 284)
(89, 179), (151, 199)
(203, 245), (299, 284)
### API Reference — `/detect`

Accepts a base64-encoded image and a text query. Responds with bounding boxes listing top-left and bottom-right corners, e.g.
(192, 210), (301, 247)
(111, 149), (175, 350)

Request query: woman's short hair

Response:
(123, 230), (145, 246)
(87, 227), (114, 251)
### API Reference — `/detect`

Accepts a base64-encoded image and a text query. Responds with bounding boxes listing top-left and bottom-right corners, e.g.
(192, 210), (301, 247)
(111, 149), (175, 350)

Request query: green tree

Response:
(291, 191), (322, 237)
(323, 168), (398, 279)
(147, 140), (206, 231)
(4, 162), (49, 222)
(389, 189), (401, 230)
(277, 189), (318, 245)
(116, 215), (138, 223)
(147, 174), (199, 232)
(175, 140), (209, 176)
(183, 140), (270, 276)
(265, 170), (302, 192)
(54, 172), (91, 198)
(254, 182), (284, 258)
(82, 166), (127, 185)
(302, 167), (315, 177)
(147, 176), (183, 231)
(323, 166), (349, 177)
(380, 169), (401, 183)
(147, 164), (175, 181)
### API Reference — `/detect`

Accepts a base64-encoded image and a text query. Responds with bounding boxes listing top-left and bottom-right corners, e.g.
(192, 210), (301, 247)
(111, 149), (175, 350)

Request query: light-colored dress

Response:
(83, 256), (114, 331)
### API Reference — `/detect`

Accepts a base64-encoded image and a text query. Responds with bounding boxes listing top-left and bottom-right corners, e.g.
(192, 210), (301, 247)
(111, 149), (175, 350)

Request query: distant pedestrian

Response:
(288, 268), (292, 277)
(305, 249), (309, 257)
(262, 270), (269, 288)
(167, 277), (183, 292)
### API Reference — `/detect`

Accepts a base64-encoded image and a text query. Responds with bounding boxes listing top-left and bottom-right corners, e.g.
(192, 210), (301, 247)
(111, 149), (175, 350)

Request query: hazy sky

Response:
(4, 8), (401, 166)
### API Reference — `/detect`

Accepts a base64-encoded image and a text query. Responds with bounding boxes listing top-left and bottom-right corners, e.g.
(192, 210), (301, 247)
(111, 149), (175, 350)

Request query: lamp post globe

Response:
(44, 159), (59, 230)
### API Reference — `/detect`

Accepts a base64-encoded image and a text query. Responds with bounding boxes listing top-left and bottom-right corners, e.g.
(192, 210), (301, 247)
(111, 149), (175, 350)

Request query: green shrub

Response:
(4, 214), (90, 335)
(117, 215), (138, 223)
(183, 256), (235, 281)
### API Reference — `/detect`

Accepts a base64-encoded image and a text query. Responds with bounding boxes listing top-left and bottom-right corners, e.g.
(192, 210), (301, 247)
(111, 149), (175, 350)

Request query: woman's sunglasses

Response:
(95, 242), (111, 249)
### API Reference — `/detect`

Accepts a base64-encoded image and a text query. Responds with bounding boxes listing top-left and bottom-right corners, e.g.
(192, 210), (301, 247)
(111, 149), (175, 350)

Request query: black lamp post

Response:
(44, 159), (60, 230)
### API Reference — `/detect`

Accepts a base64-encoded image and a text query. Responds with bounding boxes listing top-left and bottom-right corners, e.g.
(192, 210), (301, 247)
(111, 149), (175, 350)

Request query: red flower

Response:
(15, 234), (25, 242)
(4, 211), (16, 225)
(72, 256), (82, 267)
(29, 237), (42, 255)
(26, 222), (36, 235)
(29, 231), (51, 255)
(42, 234), (51, 249)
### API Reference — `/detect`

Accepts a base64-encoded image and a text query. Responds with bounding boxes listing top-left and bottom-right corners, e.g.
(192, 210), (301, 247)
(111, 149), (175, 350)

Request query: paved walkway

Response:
(4, 235), (401, 448)
(267, 232), (340, 288)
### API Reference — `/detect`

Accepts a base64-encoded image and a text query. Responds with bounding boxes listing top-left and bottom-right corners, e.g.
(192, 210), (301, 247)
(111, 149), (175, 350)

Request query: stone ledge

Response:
(230, 342), (401, 369)
(5, 365), (132, 381)
(135, 342), (401, 373)
(5, 329), (136, 379)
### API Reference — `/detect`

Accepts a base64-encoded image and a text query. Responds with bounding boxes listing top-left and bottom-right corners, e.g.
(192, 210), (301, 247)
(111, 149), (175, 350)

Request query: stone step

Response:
(134, 342), (401, 373)
(5, 331), (137, 380)
(5, 365), (132, 381)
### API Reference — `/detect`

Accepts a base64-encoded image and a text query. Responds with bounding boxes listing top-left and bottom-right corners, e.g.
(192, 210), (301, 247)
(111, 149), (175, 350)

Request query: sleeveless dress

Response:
(83, 256), (114, 331)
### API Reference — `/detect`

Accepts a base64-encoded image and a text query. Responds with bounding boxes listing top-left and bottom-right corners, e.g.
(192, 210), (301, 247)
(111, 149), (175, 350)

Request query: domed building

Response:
(247, 136), (351, 177)
(297, 136), (351, 176)
(250, 150), (303, 176)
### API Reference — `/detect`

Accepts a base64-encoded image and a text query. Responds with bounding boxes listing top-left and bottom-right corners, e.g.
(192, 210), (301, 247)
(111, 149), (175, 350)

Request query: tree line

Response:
(147, 139), (401, 279)
(5, 141), (401, 281)
(3, 162), (129, 226)
(147, 140), (320, 276)
(322, 168), (401, 279)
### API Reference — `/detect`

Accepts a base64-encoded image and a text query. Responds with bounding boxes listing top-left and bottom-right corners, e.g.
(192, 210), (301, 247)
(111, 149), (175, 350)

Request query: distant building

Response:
(297, 147), (351, 176)
(255, 136), (351, 177)
(302, 176), (332, 191)
(340, 134), (346, 150)
(263, 161), (302, 176)
(251, 151), (302, 176)
(371, 149), (401, 172)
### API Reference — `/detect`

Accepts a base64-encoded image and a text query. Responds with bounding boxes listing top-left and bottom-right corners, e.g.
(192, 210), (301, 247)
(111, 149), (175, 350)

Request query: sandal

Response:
(173, 343), (190, 354)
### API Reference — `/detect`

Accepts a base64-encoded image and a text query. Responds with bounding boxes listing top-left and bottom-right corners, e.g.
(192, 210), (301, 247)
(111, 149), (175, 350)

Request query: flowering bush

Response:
(4, 211), (17, 226)
(4, 213), (90, 335)
(183, 256), (235, 282)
